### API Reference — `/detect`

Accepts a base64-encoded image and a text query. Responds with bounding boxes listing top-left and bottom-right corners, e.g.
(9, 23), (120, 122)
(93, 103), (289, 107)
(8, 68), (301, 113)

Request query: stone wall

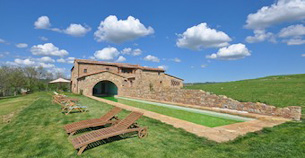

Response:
(120, 88), (302, 120)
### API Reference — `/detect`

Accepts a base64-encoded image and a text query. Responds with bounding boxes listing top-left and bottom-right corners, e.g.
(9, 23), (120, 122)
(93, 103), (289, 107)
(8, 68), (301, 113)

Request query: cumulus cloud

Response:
(39, 56), (55, 63)
(16, 43), (28, 48)
(94, 47), (120, 60)
(246, 30), (276, 43)
(14, 58), (36, 66)
(171, 57), (181, 63)
(56, 57), (75, 64)
(302, 54), (305, 57)
(283, 37), (305, 45)
(279, 24), (305, 37)
(39, 36), (48, 41)
(176, 23), (232, 50)
(94, 15), (154, 43)
(143, 55), (160, 62)
(34, 16), (51, 29)
(158, 65), (168, 70)
(0, 38), (6, 44)
(245, 0), (305, 30)
(63, 24), (91, 36)
(201, 64), (207, 68)
(206, 43), (251, 60)
(34, 16), (90, 37)
(116, 56), (126, 62)
(121, 48), (142, 56)
(31, 43), (69, 57)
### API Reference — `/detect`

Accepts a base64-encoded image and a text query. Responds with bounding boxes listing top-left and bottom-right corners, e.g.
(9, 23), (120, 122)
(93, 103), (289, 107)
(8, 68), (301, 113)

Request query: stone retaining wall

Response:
(120, 88), (301, 120)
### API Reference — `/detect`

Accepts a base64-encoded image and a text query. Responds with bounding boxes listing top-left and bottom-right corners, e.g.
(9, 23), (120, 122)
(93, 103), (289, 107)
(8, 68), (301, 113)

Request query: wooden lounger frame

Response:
(64, 107), (122, 137)
(70, 112), (148, 155)
(52, 95), (87, 115)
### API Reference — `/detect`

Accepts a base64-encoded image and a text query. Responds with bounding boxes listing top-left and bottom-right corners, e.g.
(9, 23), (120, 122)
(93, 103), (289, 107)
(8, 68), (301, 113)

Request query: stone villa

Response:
(71, 59), (184, 96)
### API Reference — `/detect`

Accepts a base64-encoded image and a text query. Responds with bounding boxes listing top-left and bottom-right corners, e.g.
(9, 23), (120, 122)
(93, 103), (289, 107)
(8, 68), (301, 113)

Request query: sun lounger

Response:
(64, 107), (122, 137)
(70, 112), (148, 155)
(63, 100), (88, 115)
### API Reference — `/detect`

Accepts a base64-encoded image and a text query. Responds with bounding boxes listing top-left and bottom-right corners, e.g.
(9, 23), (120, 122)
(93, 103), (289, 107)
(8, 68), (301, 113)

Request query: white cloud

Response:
(171, 57), (181, 62)
(34, 16), (90, 37)
(94, 15), (154, 43)
(121, 48), (142, 56)
(94, 47), (120, 60)
(302, 54), (305, 57)
(39, 36), (48, 41)
(245, 0), (305, 30)
(206, 43), (251, 60)
(283, 37), (305, 45)
(158, 65), (168, 70)
(0, 38), (6, 43)
(14, 58), (36, 66)
(38, 62), (55, 68)
(201, 64), (207, 68)
(16, 43), (28, 48)
(39, 56), (55, 63)
(279, 24), (305, 37)
(144, 55), (160, 62)
(63, 24), (91, 37)
(56, 57), (75, 64)
(34, 16), (51, 29)
(31, 43), (69, 57)
(116, 56), (126, 62)
(57, 58), (66, 63)
(121, 48), (132, 54)
(176, 23), (232, 50)
(246, 30), (276, 43)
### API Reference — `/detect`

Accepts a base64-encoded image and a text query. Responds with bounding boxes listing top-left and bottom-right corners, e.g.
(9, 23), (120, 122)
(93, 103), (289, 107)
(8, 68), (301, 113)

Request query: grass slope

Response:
(102, 96), (241, 127)
(0, 92), (305, 157)
(185, 74), (305, 112)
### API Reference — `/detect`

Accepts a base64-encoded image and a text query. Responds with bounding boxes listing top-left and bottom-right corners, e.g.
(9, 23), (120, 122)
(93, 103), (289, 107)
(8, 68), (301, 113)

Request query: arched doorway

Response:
(92, 80), (118, 97)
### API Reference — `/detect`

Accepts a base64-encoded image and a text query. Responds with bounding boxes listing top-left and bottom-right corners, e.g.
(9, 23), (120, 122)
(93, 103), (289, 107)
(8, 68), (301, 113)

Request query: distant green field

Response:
(185, 74), (305, 114)
(102, 96), (242, 127)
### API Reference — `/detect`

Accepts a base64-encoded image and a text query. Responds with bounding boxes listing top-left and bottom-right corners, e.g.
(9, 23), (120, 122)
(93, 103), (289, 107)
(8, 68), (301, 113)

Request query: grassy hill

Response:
(185, 74), (305, 114)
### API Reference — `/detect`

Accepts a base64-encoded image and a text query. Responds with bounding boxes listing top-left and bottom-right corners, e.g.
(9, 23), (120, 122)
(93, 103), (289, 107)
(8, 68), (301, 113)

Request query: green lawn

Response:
(0, 92), (305, 157)
(185, 74), (305, 114)
(0, 93), (40, 127)
(102, 96), (242, 127)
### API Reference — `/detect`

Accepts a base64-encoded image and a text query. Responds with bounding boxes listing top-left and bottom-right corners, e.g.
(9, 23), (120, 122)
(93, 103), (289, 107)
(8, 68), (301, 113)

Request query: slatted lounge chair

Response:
(52, 96), (88, 115)
(64, 100), (88, 115)
(70, 112), (148, 155)
(64, 107), (122, 137)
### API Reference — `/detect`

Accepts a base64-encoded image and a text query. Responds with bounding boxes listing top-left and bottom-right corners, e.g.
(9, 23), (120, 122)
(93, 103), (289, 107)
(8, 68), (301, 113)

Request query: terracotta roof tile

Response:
(75, 59), (164, 72)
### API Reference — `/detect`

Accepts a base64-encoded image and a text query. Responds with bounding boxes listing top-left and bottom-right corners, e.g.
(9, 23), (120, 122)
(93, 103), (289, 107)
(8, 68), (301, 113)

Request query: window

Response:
(84, 69), (87, 73)
(106, 68), (109, 71)
(122, 68), (133, 73)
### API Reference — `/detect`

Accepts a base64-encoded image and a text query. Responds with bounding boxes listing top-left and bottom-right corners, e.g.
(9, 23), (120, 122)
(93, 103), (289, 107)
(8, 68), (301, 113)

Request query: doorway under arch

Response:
(92, 80), (118, 97)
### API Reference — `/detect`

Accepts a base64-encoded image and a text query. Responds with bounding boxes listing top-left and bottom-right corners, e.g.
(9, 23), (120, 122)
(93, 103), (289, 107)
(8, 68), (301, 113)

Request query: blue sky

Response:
(0, 0), (305, 82)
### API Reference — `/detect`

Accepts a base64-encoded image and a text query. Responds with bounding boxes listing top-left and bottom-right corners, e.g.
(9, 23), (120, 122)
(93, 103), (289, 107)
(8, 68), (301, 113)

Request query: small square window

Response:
(106, 68), (110, 71)
(84, 69), (87, 73)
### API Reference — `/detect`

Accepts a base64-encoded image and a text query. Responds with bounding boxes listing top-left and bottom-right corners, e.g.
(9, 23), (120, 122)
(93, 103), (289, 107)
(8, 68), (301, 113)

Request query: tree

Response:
(8, 67), (26, 96)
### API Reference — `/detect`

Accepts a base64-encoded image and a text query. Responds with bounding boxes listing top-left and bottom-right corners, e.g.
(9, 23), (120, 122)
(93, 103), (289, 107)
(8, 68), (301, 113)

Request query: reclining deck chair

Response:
(70, 112), (148, 155)
(64, 107), (122, 137)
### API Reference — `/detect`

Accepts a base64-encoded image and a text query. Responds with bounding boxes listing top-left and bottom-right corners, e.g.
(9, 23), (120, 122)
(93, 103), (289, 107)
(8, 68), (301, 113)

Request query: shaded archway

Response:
(92, 80), (118, 97)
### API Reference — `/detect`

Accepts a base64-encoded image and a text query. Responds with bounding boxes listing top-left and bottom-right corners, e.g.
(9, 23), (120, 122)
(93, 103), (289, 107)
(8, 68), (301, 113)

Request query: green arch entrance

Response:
(92, 80), (118, 97)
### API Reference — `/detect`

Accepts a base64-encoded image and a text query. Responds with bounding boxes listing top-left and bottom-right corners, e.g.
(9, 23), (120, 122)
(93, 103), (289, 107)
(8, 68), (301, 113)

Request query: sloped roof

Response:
(74, 59), (165, 72)
(49, 78), (70, 83)
(77, 70), (126, 79)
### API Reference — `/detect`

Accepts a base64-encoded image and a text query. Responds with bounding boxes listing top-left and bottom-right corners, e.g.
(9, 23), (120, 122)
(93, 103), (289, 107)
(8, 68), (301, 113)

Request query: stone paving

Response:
(87, 95), (290, 143)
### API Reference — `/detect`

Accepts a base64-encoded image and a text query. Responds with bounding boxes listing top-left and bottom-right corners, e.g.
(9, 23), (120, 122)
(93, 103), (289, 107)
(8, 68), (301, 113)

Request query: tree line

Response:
(0, 66), (69, 97)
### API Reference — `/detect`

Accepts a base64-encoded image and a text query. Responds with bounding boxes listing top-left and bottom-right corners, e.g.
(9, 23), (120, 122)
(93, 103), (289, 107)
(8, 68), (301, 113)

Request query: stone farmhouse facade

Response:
(70, 59), (301, 120)
(71, 59), (184, 96)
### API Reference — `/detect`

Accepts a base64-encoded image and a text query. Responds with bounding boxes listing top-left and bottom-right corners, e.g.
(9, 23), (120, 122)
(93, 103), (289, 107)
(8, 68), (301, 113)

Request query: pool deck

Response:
(86, 95), (290, 143)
